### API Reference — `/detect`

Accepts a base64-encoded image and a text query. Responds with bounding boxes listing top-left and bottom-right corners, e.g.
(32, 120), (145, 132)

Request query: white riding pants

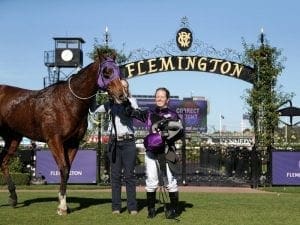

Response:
(144, 152), (178, 192)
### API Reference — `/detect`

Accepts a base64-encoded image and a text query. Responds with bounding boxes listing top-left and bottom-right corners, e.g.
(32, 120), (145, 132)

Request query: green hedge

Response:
(0, 173), (30, 185)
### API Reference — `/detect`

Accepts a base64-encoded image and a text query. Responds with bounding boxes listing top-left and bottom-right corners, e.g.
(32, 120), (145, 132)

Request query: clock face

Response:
(61, 49), (73, 62)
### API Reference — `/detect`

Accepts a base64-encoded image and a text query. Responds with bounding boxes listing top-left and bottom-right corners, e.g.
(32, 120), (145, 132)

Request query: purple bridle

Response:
(97, 57), (121, 91)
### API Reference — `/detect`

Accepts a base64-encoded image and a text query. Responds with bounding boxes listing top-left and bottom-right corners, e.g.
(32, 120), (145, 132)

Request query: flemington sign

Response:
(121, 17), (255, 84)
(122, 55), (254, 83)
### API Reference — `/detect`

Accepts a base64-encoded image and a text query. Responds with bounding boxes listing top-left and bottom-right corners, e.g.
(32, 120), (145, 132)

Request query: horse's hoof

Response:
(8, 196), (18, 207)
(57, 207), (68, 216)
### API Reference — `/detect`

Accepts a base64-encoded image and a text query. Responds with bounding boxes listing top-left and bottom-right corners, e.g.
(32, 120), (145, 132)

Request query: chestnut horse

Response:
(0, 55), (126, 215)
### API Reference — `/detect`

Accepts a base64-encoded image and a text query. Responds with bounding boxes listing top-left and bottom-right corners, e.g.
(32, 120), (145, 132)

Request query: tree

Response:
(242, 36), (293, 180)
(87, 38), (129, 64)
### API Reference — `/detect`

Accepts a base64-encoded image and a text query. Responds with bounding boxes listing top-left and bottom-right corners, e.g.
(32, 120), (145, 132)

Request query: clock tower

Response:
(44, 37), (85, 87)
(53, 37), (85, 67)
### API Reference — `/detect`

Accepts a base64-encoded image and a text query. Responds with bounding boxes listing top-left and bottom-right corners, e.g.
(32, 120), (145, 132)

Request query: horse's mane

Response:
(47, 80), (65, 87)
(46, 62), (96, 88)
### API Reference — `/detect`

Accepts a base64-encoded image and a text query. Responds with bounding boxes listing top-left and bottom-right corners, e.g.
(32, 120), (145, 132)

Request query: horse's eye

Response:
(103, 67), (113, 78)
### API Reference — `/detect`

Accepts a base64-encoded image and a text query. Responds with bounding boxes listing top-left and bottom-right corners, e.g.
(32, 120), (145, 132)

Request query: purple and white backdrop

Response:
(272, 151), (300, 185)
(35, 150), (97, 184)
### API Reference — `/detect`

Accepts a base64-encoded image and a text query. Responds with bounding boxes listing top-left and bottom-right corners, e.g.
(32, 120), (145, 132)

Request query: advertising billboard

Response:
(35, 150), (97, 184)
(134, 97), (207, 132)
(272, 151), (300, 185)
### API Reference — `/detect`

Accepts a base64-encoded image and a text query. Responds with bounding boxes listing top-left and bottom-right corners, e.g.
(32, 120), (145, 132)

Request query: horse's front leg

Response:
(0, 139), (21, 207)
(57, 148), (78, 215)
(48, 139), (72, 215)
(57, 165), (70, 216)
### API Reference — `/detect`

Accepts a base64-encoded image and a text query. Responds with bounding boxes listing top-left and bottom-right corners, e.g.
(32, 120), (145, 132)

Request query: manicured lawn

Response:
(0, 186), (299, 225)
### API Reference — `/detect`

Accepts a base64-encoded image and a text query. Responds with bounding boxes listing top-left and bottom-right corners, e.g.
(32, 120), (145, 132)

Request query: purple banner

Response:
(272, 151), (300, 185)
(173, 98), (207, 132)
(134, 97), (207, 132)
(36, 150), (97, 184)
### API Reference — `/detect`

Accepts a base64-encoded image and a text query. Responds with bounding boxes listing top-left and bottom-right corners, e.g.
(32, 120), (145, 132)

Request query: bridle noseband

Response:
(97, 57), (121, 91)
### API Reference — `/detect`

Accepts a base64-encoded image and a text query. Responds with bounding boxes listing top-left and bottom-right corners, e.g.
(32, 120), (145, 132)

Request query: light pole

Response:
(103, 26), (111, 47)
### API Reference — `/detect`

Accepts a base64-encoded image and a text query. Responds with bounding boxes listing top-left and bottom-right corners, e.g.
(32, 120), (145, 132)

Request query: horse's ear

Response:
(111, 53), (117, 61)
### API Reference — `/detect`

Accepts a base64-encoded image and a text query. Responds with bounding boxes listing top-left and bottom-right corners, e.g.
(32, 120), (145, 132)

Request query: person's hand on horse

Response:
(123, 98), (133, 116)
(131, 109), (147, 122)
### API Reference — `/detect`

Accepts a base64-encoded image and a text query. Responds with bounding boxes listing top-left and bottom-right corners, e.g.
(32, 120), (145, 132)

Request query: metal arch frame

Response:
(119, 17), (254, 84)
(122, 39), (247, 65)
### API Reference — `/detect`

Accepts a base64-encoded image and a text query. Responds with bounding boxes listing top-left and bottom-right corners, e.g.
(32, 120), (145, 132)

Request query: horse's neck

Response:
(70, 63), (99, 98)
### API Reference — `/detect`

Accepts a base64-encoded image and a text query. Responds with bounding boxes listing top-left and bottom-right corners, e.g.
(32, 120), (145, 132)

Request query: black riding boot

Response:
(147, 192), (156, 219)
(165, 191), (179, 219)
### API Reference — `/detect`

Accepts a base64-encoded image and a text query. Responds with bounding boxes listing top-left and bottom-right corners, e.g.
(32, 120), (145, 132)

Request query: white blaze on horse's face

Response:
(107, 79), (127, 104)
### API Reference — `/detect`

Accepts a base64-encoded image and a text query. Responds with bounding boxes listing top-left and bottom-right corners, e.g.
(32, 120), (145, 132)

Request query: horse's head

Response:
(97, 55), (127, 103)
(107, 78), (128, 104)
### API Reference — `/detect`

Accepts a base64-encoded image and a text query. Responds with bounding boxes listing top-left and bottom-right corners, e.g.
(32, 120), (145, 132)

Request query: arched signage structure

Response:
(120, 17), (255, 84)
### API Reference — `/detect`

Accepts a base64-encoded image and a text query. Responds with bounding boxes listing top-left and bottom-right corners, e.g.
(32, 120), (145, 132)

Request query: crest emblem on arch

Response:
(176, 27), (193, 51)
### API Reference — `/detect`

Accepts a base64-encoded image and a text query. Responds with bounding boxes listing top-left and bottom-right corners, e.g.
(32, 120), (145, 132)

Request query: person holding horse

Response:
(129, 87), (184, 219)
(92, 79), (138, 215)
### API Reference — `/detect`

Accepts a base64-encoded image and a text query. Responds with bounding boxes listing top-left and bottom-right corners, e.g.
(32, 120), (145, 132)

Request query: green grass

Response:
(260, 186), (300, 194)
(0, 187), (299, 225)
